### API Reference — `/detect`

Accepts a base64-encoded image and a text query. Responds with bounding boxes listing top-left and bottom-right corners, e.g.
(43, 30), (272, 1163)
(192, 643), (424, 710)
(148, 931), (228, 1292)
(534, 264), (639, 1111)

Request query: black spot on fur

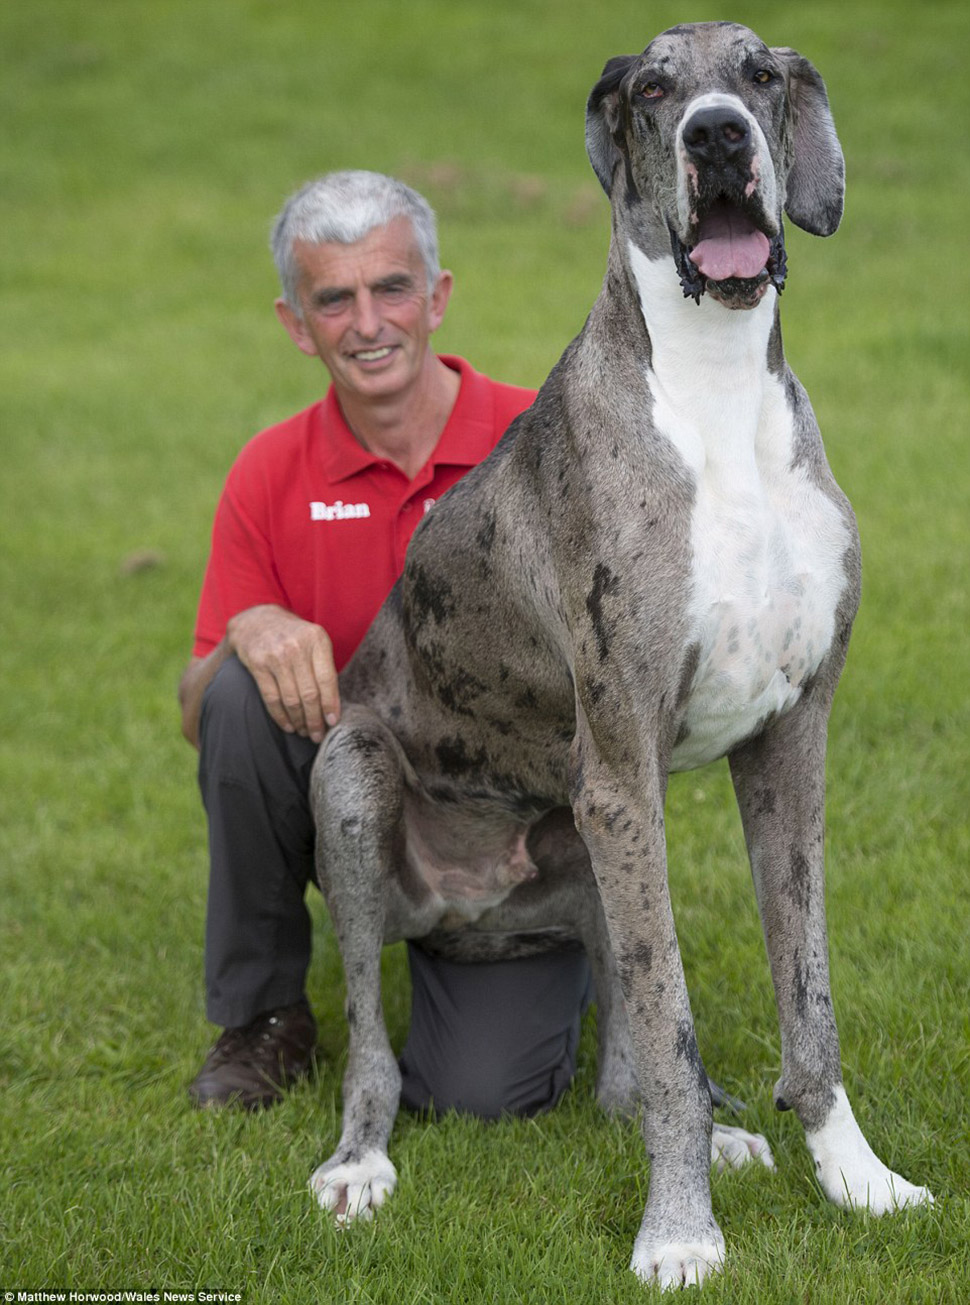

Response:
(789, 848), (811, 910)
(633, 942), (653, 972)
(434, 735), (487, 778)
(407, 562), (455, 626)
(436, 666), (489, 717)
(753, 785), (776, 817)
(675, 1019), (710, 1093)
(586, 563), (620, 663)
(476, 510), (497, 555)
(676, 1021), (699, 1063)
(330, 730), (384, 762)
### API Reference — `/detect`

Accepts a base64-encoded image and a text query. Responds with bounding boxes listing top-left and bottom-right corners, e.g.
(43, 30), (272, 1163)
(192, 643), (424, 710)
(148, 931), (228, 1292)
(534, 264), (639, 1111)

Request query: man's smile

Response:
(350, 345), (397, 363)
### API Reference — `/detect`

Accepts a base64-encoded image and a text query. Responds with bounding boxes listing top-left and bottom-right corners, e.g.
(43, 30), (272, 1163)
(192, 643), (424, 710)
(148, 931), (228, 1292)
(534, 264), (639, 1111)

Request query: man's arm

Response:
(178, 604), (341, 749)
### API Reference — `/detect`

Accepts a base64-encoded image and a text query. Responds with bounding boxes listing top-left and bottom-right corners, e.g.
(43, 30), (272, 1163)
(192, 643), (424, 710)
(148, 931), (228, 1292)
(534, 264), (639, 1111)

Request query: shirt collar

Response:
(319, 355), (497, 485)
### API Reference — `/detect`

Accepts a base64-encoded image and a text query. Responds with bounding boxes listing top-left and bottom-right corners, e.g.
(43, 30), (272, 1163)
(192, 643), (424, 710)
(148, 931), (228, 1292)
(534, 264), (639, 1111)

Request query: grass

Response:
(1, 0), (968, 1300)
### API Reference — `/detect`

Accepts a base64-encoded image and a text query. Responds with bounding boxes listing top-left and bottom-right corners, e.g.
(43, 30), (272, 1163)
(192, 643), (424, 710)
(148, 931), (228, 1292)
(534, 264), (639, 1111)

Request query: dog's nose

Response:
(682, 106), (751, 164)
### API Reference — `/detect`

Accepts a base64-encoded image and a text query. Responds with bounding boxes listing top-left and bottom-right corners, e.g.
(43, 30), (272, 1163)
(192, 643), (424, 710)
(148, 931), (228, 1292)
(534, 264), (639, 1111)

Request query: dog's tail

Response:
(709, 1076), (746, 1114)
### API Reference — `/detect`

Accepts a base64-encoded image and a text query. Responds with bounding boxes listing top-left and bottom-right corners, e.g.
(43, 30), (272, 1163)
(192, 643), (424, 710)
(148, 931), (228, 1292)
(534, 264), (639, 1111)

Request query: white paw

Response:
(711, 1122), (775, 1173)
(805, 1086), (934, 1214)
(630, 1229), (725, 1290)
(309, 1149), (398, 1226)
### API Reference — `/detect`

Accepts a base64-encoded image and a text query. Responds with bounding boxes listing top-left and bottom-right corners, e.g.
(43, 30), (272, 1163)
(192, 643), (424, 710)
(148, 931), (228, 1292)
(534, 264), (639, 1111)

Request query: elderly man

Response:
(180, 171), (591, 1115)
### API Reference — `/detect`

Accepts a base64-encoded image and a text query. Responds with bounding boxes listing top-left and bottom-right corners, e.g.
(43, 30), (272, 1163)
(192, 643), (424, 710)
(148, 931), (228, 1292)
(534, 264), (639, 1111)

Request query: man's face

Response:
(275, 216), (452, 405)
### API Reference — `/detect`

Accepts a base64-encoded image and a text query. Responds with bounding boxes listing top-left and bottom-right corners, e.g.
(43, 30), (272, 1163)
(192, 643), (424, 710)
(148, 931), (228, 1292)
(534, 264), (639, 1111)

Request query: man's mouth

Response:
(351, 345), (396, 363)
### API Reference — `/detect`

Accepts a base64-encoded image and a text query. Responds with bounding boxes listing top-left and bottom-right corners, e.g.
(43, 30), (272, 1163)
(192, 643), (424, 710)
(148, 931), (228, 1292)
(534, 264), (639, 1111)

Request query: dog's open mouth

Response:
(670, 199), (787, 308)
(690, 200), (769, 281)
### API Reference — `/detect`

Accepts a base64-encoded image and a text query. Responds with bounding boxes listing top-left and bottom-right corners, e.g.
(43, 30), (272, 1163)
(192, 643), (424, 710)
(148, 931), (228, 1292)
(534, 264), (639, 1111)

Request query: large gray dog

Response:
(307, 21), (932, 1289)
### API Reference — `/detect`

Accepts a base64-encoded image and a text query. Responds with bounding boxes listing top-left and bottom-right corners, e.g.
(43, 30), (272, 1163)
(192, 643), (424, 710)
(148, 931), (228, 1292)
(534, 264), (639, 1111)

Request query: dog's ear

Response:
(774, 48), (845, 236)
(586, 55), (637, 195)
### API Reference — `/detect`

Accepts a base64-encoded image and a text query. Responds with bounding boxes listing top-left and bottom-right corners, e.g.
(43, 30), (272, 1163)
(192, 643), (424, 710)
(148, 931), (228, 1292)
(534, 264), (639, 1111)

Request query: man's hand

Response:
(178, 605), (341, 750)
(227, 605), (341, 744)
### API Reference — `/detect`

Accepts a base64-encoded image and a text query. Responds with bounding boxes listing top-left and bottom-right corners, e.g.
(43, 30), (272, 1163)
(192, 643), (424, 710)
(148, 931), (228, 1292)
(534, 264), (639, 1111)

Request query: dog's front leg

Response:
(307, 710), (405, 1224)
(730, 698), (933, 1214)
(571, 727), (725, 1289)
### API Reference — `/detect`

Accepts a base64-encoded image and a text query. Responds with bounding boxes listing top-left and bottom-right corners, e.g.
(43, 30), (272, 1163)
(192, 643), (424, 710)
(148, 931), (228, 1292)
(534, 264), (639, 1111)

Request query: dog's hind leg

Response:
(307, 707), (407, 1224)
(730, 699), (933, 1213)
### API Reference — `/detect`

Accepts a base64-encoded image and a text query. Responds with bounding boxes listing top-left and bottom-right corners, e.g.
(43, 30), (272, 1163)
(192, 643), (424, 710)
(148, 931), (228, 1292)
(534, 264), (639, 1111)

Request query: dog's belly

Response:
(400, 789), (539, 931)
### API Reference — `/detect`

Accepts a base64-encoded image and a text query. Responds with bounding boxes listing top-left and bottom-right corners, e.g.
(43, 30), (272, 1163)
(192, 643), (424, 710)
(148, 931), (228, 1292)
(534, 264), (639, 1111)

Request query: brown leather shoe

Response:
(188, 1000), (317, 1110)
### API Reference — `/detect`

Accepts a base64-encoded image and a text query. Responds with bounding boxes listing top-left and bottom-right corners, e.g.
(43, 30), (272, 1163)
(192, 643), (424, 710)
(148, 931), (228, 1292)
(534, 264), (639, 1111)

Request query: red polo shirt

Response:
(193, 356), (536, 670)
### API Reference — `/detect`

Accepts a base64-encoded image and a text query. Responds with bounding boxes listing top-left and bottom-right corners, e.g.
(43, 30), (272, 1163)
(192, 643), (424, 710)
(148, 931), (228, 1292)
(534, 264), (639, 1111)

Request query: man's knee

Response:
(403, 1059), (522, 1122)
(201, 655), (261, 727)
(400, 1034), (578, 1121)
(198, 657), (266, 776)
(399, 946), (589, 1121)
(198, 655), (318, 797)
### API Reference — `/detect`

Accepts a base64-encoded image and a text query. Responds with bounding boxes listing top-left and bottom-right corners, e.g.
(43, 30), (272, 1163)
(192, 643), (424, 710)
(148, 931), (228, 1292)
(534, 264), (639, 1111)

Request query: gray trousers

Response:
(198, 656), (591, 1118)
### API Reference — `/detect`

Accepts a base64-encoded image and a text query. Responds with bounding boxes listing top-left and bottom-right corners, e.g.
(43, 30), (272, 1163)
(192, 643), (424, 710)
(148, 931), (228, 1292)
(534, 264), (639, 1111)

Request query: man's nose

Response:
(352, 290), (381, 339)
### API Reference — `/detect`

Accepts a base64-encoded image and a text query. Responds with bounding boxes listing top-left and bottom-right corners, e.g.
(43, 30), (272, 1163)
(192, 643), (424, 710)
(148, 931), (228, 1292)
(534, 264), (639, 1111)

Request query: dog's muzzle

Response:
(673, 101), (787, 307)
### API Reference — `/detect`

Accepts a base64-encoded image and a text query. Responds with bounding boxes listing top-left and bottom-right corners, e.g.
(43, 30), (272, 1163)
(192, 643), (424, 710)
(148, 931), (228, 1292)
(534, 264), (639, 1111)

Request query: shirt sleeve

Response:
(192, 458), (288, 657)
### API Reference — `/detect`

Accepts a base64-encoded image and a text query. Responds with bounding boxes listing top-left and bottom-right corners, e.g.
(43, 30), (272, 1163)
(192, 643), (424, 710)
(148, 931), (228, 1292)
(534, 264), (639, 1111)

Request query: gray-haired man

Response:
(180, 172), (591, 1114)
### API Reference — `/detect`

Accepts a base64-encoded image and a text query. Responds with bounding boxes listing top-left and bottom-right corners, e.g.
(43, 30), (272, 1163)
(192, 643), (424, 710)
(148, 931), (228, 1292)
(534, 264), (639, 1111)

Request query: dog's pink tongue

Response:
(690, 206), (770, 281)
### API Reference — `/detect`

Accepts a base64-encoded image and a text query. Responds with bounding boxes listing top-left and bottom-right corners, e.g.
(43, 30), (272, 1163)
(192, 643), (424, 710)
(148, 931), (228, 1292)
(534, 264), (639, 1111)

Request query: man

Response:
(180, 171), (591, 1116)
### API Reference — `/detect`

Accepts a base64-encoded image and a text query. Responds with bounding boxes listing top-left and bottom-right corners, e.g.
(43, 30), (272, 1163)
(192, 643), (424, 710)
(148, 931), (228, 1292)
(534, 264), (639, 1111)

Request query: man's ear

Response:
(427, 269), (454, 333)
(274, 298), (319, 357)
(585, 55), (637, 195)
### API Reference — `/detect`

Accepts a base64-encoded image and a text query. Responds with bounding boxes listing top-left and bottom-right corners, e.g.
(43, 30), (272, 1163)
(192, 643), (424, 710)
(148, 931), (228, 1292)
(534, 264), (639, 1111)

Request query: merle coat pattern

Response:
(307, 21), (932, 1290)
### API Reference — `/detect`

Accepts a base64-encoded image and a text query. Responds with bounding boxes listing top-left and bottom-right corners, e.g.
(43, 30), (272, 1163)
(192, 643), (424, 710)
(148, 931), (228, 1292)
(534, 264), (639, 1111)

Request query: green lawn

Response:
(1, 1), (967, 1301)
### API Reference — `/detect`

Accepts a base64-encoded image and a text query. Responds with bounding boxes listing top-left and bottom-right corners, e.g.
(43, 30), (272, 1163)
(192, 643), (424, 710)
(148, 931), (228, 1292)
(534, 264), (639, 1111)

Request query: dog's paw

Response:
(630, 1225), (725, 1291)
(806, 1086), (934, 1214)
(309, 1149), (397, 1226)
(711, 1122), (775, 1172)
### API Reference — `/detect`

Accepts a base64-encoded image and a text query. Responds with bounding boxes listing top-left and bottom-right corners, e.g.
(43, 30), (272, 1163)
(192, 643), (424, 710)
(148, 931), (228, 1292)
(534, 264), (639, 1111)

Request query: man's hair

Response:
(271, 170), (441, 314)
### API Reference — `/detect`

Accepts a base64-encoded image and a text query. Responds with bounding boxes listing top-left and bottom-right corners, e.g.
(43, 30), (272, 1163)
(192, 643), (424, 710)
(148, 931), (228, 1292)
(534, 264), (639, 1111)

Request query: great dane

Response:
(307, 20), (932, 1289)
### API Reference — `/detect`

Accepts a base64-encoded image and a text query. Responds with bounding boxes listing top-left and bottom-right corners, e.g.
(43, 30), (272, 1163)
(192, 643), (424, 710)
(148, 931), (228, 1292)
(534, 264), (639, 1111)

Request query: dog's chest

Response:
(630, 250), (850, 770)
(671, 442), (847, 770)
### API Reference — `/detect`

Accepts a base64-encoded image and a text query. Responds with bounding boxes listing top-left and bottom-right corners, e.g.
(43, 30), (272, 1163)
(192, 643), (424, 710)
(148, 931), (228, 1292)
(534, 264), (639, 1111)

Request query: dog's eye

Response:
(752, 69), (774, 85)
(641, 82), (665, 100)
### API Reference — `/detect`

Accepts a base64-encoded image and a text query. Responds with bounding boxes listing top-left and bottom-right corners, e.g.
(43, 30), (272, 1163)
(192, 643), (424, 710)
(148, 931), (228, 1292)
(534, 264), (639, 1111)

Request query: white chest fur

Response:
(628, 245), (850, 771)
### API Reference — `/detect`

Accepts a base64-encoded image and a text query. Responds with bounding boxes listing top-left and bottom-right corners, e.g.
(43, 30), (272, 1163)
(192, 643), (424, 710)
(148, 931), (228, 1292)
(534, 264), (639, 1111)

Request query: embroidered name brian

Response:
(309, 500), (372, 522)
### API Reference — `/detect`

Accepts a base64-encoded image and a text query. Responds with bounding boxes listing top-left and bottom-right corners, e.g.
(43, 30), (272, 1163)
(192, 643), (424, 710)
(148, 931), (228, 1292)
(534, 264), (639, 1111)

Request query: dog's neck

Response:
(625, 240), (778, 477)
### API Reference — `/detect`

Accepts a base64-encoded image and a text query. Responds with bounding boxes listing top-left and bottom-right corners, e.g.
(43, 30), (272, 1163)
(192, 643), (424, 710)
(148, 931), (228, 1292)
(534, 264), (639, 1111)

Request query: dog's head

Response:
(586, 22), (844, 309)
